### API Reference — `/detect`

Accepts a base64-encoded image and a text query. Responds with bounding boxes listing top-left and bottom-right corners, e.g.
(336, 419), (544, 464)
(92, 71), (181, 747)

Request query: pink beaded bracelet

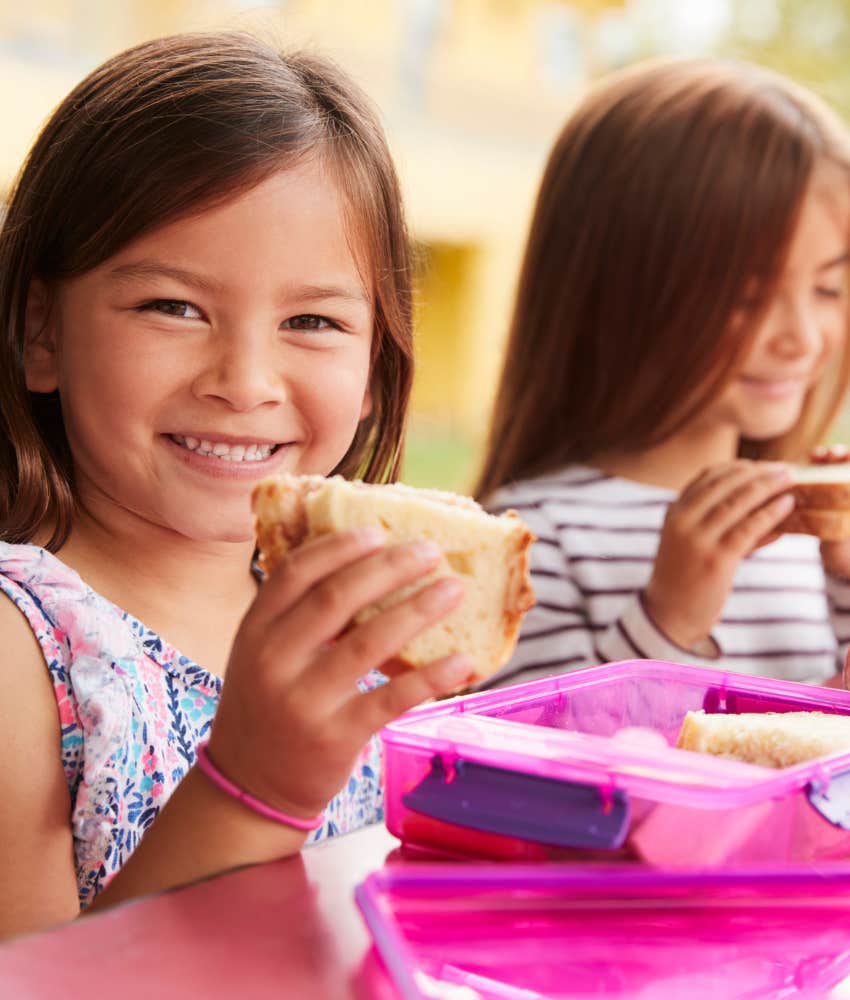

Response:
(194, 741), (324, 832)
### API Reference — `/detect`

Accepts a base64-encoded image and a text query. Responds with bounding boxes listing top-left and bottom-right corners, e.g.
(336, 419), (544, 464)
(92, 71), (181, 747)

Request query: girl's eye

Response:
(282, 314), (339, 332)
(816, 286), (845, 301)
(138, 299), (204, 319)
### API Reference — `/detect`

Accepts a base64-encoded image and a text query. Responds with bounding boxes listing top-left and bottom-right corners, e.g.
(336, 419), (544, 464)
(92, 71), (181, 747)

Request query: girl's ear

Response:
(23, 278), (58, 393)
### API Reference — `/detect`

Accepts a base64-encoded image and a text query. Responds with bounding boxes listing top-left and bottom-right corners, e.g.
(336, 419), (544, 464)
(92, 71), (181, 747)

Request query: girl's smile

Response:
(164, 433), (292, 479)
(736, 374), (810, 400)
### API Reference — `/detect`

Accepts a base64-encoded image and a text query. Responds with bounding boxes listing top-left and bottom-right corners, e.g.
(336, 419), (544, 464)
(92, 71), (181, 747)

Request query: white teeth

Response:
(171, 435), (276, 462)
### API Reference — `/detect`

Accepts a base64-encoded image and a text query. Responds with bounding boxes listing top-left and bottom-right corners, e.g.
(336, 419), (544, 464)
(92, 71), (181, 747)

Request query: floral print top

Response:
(0, 542), (384, 909)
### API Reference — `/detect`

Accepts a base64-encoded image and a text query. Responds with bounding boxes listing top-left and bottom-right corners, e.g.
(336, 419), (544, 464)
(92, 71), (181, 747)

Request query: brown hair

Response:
(0, 32), (413, 549)
(475, 58), (850, 500)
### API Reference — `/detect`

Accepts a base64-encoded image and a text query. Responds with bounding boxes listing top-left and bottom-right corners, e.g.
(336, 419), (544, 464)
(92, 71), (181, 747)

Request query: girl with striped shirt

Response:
(476, 58), (850, 689)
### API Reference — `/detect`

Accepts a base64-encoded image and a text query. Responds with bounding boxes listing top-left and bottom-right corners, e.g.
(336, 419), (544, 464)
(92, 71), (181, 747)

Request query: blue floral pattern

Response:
(0, 542), (384, 909)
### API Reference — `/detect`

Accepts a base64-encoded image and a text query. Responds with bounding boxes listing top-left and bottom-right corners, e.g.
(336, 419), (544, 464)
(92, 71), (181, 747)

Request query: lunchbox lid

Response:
(355, 863), (850, 999)
(381, 660), (850, 811)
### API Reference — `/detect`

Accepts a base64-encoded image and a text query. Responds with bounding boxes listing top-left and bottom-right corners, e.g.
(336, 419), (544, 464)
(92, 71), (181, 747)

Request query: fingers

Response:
(260, 540), (448, 668)
(720, 491), (795, 555)
(339, 652), (475, 740)
(248, 529), (388, 631)
(680, 462), (788, 528)
(677, 461), (742, 505)
(748, 528), (782, 555)
(699, 466), (792, 541)
(296, 576), (466, 710)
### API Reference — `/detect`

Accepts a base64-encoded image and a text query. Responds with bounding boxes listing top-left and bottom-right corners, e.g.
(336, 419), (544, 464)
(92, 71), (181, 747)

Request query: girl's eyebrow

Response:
(287, 283), (371, 307)
(105, 262), (370, 306)
(817, 252), (850, 272)
(107, 261), (221, 292)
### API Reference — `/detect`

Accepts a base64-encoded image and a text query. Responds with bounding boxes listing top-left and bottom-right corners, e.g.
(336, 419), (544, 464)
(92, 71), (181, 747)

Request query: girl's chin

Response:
(739, 412), (803, 442)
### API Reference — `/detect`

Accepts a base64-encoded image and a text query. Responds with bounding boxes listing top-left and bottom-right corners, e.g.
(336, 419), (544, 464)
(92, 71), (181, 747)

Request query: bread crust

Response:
(780, 507), (850, 541)
(778, 464), (850, 539)
(494, 511), (536, 663)
(251, 474), (536, 680)
(790, 480), (850, 510)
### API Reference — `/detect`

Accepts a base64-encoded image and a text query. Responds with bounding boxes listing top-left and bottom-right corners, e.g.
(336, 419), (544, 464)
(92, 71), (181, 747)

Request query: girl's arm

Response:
(0, 597), (79, 939)
(818, 543), (850, 676)
(0, 532), (470, 938)
(0, 594), (281, 937)
(87, 531), (471, 915)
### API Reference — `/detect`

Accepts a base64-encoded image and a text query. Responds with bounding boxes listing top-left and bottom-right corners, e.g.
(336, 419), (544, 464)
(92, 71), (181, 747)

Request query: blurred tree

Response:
(720, 0), (850, 117)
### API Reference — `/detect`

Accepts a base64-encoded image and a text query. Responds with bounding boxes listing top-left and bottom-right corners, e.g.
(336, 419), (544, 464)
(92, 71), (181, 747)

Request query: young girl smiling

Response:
(0, 32), (472, 938)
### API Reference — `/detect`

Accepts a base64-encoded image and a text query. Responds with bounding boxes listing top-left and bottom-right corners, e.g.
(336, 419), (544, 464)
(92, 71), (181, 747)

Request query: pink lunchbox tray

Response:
(381, 660), (850, 866)
(355, 864), (850, 999)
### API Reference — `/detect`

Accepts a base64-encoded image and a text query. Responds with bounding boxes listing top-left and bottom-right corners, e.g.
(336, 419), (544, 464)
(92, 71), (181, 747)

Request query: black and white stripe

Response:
(483, 465), (850, 689)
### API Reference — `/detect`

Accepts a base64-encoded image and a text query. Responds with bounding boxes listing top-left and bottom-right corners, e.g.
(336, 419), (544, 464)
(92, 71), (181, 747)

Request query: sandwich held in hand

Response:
(781, 448), (850, 541)
(677, 709), (850, 767)
(252, 475), (535, 683)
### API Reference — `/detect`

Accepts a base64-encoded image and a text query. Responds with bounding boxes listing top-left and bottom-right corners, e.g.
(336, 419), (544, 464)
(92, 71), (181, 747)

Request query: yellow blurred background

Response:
(2, 0), (849, 490)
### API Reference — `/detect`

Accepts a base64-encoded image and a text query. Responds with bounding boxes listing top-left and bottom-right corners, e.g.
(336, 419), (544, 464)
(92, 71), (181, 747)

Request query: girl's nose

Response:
(192, 335), (284, 412)
(769, 297), (822, 358)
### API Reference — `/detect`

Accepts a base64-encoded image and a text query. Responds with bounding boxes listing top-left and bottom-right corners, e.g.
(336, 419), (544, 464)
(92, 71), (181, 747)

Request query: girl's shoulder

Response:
(0, 541), (163, 679)
(0, 542), (86, 663)
(0, 540), (86, 594)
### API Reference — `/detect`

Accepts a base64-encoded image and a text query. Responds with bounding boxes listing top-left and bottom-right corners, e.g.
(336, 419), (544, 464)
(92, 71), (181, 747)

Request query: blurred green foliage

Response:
(401, 418), (479, 495)
(720, 1), (850, 117)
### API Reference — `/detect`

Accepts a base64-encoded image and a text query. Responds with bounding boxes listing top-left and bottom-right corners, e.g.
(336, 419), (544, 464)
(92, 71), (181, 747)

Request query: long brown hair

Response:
(475, 58), (850, 500)
(0, 32), (413, 550)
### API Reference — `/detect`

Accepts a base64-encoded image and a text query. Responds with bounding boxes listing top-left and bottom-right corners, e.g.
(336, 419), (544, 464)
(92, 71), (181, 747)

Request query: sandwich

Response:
(677, 708), (850, 768)
(252, 474), (535, 683)
(780, 460), (850, 541)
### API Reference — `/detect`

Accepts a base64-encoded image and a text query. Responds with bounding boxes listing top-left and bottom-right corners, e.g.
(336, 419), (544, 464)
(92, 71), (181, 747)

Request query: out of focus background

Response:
(2, 0), (849, 490)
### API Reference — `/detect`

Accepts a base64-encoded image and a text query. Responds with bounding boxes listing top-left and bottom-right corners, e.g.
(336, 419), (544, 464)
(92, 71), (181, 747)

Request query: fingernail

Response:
(436, 653), (473, 685)
(352, 527), (385, 548)
(767, 465), (791, 481)
(420, 576), (463, 610)
(777, 493), (795, 512)
(410, 540), (442, 563)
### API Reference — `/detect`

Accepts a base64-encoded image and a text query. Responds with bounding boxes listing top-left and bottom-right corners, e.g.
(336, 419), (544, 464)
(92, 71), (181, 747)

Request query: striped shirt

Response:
(485, 465), (850, 688)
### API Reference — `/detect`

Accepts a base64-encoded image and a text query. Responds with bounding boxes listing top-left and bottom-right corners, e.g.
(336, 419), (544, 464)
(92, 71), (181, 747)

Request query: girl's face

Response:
(707, 172), (850, 442)
(27, 161), (375, 543)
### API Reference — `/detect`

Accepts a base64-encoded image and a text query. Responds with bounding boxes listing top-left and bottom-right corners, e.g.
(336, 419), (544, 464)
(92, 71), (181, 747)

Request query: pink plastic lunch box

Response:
(355, 865), (850, 999)
(355, 863), (850, 1000)
(381, 659), (850, 866)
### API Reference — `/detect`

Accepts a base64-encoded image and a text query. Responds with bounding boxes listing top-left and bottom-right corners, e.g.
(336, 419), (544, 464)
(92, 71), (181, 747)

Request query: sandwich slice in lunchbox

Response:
(677, 709), (850, 768)
(252, 474), (535, 683)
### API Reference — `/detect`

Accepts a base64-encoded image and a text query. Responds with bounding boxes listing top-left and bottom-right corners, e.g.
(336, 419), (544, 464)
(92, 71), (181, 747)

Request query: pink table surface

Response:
(0, 823), (401, 1000)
